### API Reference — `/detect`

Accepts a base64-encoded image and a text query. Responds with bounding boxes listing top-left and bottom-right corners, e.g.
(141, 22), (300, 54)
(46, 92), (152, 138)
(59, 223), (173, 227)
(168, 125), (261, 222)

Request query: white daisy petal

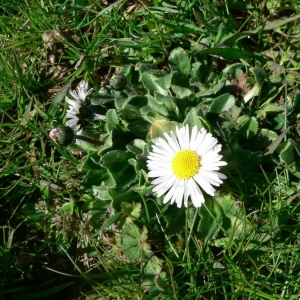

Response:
(176, 126), (185, 150)
(170, 131), (181, 151)
(189, 179), (205, 208)
(153, 176), (176, 197)
(147, 124), (227, 208)
(216, 172), (227, 180)
(148, 171), (170, 178)
(191, 130), (206, 151)
(184, 125), (190, 149)
(197, 169), (223, 186)
(65, 96), (78, 107)
(155, 138), (176, 156)
(170, 180), (183, 206)
(69, 89), (79, 101)
(66, 119), (79, 130)
(194, 174), (215, 196)
(183, 186), (189, 208)
(190, 126), (198, 149)
(164, 131), (180, 153)
(164, 183), (178, 205)
(175, 183), (185, 208)
(77, 81), (92, 101)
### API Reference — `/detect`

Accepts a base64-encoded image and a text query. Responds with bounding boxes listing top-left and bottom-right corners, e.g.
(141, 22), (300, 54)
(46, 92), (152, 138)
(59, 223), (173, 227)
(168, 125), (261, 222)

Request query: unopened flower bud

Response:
(109, 73), (127, 91)
(49, 126), (74, 146)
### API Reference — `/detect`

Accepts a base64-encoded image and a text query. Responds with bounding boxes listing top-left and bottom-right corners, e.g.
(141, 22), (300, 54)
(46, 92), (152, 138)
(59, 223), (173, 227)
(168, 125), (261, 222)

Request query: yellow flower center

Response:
(172, 150), (200, 180)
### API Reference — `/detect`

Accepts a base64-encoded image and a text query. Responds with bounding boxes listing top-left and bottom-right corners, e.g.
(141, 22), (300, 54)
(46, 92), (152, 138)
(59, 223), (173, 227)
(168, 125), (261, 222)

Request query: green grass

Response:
(1, 0), (300, 299)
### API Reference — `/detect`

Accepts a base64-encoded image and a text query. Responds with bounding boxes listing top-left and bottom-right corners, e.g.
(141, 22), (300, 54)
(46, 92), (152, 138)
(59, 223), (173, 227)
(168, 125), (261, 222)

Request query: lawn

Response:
(1, 0), (300, 299)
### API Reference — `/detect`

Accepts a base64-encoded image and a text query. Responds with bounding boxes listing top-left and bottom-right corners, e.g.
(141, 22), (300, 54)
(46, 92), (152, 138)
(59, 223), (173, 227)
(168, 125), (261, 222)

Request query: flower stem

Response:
(74, 134), (102, 146)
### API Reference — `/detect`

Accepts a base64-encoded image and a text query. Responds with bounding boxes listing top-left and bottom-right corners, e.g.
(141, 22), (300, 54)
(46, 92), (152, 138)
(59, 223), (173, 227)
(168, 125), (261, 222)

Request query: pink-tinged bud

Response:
(49, 128), (58, 141)
(49, 126), (74, 146)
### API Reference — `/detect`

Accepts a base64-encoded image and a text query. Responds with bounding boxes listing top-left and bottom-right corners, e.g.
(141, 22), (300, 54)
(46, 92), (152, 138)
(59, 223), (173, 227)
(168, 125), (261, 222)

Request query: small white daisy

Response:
(65, 81), (106, 131)
(65, 81), (93, 130)
(147, 125), (227, 208)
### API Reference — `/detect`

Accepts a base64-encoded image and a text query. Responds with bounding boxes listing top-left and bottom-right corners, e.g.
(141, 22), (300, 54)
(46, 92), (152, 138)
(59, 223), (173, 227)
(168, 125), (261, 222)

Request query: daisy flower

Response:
(65, 81), (105, 130)
(147, 125), (227, 208)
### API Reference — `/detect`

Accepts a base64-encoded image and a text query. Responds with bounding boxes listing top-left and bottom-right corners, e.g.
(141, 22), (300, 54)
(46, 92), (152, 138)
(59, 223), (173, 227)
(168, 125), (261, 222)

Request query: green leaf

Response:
(190, 76), (203, 88)
(161, 21), (206, 35)
(213, 194), (251, 246)
(101, 150), (136, 189)
(219, 15), (300, 46)
(82, 169), (111, 188)
(82, 196), (110, 212)
(279, 141), (295, 167)
(140, 95), (169, 117)
(120, 202), (142, 226)
(78, 153), (102, 171)
(191, 61), (202, 77)
(141, 71), (172, 96)
(121, 202), (141, 218)
(106, 109), (119, 128)
(239, 116), (259, 138)
(20, 98), (33, 126)
(220, 194), (238, 219)
(183, 107), (204, 129)
(221, 63), (244, 75)
(91, 93), (114, 105)
(101, 212), (122, 231)
(121, 95), (148, 114)
(93, 186), (113, 201)
(127, 120), (151, 139)
(111, 38), (146, 48)
(168, 47), (191, 76)
(164, 205), (186, 236)
(260, 103), (284, 113)
(230, 105), (242, 120)
(252, 129), (278, 151)
(59, 203), (74, 215)
(215, 23), (225, 45)
(221, 105), (242, 129)
(33, 104), (50, 121)
(265, 127), (290, 155)
(191, 60), (207, 81)
(243, 84), (260, 103)
(152, 92), (172, 103)
(101, 150), (132, 169)
(196, 79), (226, 97)
(293, 93), (300, 114)
(110, 189), (141, 212)
(154, 92), (178, 115)
(0, 97), (13, 110)
(263, 15), (300, 30)
(114, 95), (131, 109)
(171, 74), (193, 98)
(219, 29), (259, 45)
(49, 81), (73, 116)
(149, 120), (181, 139)
(196, 47), (266, 63)
(198, 197), (223, 244)
(142, 255), (167, 293)
(251, 67), (267, 89)
(126, 139), (147, 155)
(120, 223), (152, 262)
(209, 93), (235, 114)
